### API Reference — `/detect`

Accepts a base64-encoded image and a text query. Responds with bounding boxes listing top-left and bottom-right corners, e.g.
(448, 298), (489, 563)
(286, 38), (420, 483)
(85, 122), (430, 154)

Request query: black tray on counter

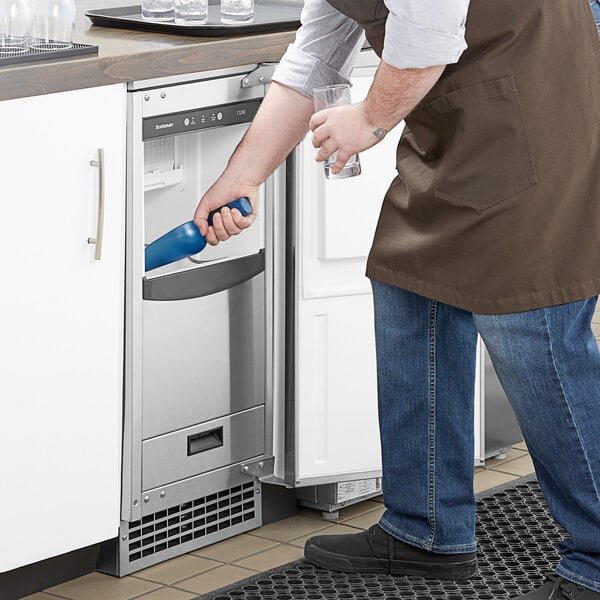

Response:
(85, 0), (302, 36)
(0, 41), (97, 67)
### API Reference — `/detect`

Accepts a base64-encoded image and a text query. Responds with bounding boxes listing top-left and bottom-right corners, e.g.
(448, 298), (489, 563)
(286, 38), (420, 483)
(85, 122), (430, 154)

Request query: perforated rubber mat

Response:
(202, 479), (567, 600)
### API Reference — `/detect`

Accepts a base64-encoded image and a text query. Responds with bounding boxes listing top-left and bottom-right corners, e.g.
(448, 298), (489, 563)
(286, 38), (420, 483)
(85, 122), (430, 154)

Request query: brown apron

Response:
(326, 0), (600, 314)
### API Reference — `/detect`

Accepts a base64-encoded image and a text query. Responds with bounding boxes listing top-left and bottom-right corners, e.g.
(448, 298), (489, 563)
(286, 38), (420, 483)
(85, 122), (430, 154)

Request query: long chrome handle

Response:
(88, 148), (105, 260)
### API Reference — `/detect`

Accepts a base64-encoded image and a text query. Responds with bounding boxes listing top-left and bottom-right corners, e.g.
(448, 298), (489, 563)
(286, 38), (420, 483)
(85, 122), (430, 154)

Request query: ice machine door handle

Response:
(187, 427), (224, 456)
(144, 197), (253, 272)
(143, 249), (265, 301)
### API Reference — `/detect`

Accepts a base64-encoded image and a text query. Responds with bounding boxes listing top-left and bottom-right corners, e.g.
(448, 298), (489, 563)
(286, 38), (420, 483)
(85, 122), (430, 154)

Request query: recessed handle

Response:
(87, 148), (105, 260)
(187, 427), (224, 456)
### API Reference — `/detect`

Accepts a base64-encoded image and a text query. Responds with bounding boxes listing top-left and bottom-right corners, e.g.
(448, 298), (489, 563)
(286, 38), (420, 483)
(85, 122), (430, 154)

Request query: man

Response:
(194, 1), (600, 598)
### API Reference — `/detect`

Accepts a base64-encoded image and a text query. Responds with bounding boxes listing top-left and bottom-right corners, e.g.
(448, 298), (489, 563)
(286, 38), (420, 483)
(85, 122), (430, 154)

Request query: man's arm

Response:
(193, 82), (313, 244)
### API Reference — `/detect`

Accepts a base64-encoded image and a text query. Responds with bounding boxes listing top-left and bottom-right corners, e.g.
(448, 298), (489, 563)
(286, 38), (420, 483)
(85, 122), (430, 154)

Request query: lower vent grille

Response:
(127, 481), (256, 562)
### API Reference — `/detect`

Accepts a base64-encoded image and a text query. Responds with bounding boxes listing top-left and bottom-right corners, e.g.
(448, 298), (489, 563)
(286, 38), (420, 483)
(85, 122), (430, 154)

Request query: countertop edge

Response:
(0, 29), (296, 102)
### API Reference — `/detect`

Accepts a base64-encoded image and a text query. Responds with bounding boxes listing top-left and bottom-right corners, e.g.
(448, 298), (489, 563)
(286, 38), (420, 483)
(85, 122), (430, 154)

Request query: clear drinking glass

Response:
(312, 83), (362, 180)
(0, 0), (33, 54)
(30, 0), (75, 51)
(174, 0), (207, 24)
(141, 0), (174, 21)
(220, 0), (254, 24)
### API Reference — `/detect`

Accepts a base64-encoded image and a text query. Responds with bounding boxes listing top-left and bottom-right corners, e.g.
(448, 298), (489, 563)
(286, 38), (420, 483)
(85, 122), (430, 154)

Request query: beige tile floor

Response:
(25, 444), (534, 600)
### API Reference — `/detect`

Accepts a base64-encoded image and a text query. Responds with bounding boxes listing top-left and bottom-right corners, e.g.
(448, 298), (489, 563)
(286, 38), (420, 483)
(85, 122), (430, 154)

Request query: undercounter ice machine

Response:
(97, 64), (287, 576)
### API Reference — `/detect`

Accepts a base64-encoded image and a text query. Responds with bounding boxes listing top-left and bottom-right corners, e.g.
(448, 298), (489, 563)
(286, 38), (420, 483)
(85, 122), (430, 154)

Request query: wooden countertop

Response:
(0, 0), (298, 102)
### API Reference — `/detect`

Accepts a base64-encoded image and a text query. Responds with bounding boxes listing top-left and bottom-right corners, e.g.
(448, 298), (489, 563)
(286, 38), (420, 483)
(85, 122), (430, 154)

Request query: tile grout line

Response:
(151, 561), (260, 590)
(126, 583), (168, 600)
(487, 468), (535, 478)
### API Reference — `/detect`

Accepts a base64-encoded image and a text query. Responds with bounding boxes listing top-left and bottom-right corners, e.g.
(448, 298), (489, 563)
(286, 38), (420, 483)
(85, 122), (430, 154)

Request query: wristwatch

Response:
(372, 128), (388, 139)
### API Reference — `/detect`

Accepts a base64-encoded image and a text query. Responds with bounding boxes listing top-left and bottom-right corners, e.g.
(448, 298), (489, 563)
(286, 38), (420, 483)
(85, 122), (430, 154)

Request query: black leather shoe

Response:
(304, 524), (477, 579)
(514, 576), (600, 599)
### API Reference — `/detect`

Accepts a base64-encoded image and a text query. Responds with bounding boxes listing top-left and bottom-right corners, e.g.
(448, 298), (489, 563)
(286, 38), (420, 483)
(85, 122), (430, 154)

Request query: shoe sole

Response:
(304, 540), (477, 579)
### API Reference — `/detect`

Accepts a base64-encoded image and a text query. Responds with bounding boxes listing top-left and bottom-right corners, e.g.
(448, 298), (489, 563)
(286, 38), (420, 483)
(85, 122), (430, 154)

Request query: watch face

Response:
(373, 128), (388, 138)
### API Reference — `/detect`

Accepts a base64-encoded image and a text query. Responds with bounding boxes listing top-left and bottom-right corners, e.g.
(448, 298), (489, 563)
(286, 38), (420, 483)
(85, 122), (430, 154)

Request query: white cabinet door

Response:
(296, 295), (381, 481)
(298, 67), (404, 300)
(293, 54), (403, 484)
(0, 85), (126, 572)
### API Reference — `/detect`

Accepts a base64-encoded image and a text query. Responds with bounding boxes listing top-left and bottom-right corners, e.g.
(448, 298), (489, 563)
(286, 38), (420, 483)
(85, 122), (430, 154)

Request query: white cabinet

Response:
(290, 52), (404, 485)
(0, 85), (126, 572)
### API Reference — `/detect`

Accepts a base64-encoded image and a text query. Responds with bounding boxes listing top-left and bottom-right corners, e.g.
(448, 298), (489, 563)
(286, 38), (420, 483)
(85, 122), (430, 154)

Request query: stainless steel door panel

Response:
(142, 272), (265, 439)
(142, 406), (265, 490)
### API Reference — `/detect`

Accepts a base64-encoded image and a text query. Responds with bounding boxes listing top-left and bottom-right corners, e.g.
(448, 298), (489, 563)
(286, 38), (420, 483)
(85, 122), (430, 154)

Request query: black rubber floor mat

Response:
(201, 479), (567, 599)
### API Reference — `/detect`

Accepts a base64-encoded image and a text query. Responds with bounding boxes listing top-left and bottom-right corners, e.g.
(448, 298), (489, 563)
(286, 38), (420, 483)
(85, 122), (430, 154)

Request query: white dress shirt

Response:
(272, 0), (470, 97)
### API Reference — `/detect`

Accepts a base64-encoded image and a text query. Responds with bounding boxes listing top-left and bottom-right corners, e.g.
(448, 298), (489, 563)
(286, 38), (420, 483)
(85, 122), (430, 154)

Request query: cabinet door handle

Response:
(88, 148), (105, 260)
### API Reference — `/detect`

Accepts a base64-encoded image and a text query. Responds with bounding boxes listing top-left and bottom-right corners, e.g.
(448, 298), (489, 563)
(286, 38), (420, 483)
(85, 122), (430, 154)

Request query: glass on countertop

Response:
(220, 0), (254, 24)
(30, 0), (75, 50)
(174, 0), (208, 24)
(141, 0), (174, 21)
(0, 0), (33, 54)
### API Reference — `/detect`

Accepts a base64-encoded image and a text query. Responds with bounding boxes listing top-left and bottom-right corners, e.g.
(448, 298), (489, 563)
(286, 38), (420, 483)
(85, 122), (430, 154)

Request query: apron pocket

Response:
(425, 75), (538, 212)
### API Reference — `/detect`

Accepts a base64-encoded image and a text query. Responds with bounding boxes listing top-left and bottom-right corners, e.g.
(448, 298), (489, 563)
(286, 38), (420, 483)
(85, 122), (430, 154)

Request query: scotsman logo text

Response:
(155, 122), (174, 130)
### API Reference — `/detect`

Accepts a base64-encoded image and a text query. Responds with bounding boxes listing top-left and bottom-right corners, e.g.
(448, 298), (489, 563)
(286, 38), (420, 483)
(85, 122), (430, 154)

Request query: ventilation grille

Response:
(127, 481), (256, 562)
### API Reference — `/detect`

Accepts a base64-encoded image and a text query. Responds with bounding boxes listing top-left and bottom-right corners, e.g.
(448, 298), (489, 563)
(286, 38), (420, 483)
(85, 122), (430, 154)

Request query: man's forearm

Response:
(226, 81), (314, 186)
(363, 60), (445, 134)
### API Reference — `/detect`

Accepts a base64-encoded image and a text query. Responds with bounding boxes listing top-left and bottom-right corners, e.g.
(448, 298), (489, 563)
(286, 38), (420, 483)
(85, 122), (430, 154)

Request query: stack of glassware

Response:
(0, 0), (76, 55)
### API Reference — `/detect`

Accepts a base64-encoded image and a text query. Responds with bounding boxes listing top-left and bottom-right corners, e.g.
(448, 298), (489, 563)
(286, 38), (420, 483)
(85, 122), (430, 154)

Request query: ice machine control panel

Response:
(143, 98), (262, 140)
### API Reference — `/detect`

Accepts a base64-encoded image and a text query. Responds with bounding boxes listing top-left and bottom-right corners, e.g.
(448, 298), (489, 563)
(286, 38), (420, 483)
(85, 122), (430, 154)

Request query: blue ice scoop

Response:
(145, 197), (253, 272)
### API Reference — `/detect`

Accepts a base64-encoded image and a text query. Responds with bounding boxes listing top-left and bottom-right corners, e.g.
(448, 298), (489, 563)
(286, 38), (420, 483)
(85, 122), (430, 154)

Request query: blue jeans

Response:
(371, 281), (600, 592)
(591, 0), (600, 32)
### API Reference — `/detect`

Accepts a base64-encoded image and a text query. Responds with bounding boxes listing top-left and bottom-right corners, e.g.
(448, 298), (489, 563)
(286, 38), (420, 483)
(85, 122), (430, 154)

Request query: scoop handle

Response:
(207, 196), (252, 226)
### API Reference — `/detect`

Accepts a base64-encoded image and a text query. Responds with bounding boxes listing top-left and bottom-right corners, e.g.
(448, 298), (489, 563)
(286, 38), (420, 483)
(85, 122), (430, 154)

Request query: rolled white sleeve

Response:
(272, 0), (471, 97)
(272, 0), (365, 98)
(382, 0), (470, 69)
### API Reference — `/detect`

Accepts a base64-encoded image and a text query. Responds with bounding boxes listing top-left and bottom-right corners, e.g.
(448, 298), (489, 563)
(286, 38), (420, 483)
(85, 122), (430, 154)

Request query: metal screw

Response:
(243, 465), (249, 472)
(258, 76), (264, 83)
(143, 495), (150, 503)
(255, 488), (261, 494)
(296, 480), (300, 485)
(133, 499), (139, 506)
(243, 78), (250, 86)
(160, 91), (166, 99)
(144, 94), (150, 101)
(122, 534), (127, 541)
(258, 462), (264, 469)
(160, 490), (166, 498)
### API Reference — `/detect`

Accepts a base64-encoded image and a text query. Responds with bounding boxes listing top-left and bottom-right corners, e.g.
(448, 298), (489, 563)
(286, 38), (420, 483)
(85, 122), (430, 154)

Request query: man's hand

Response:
(309, 102), (382, 175)
(193, 175), (258, 247)
(309, 61), (446, 175)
